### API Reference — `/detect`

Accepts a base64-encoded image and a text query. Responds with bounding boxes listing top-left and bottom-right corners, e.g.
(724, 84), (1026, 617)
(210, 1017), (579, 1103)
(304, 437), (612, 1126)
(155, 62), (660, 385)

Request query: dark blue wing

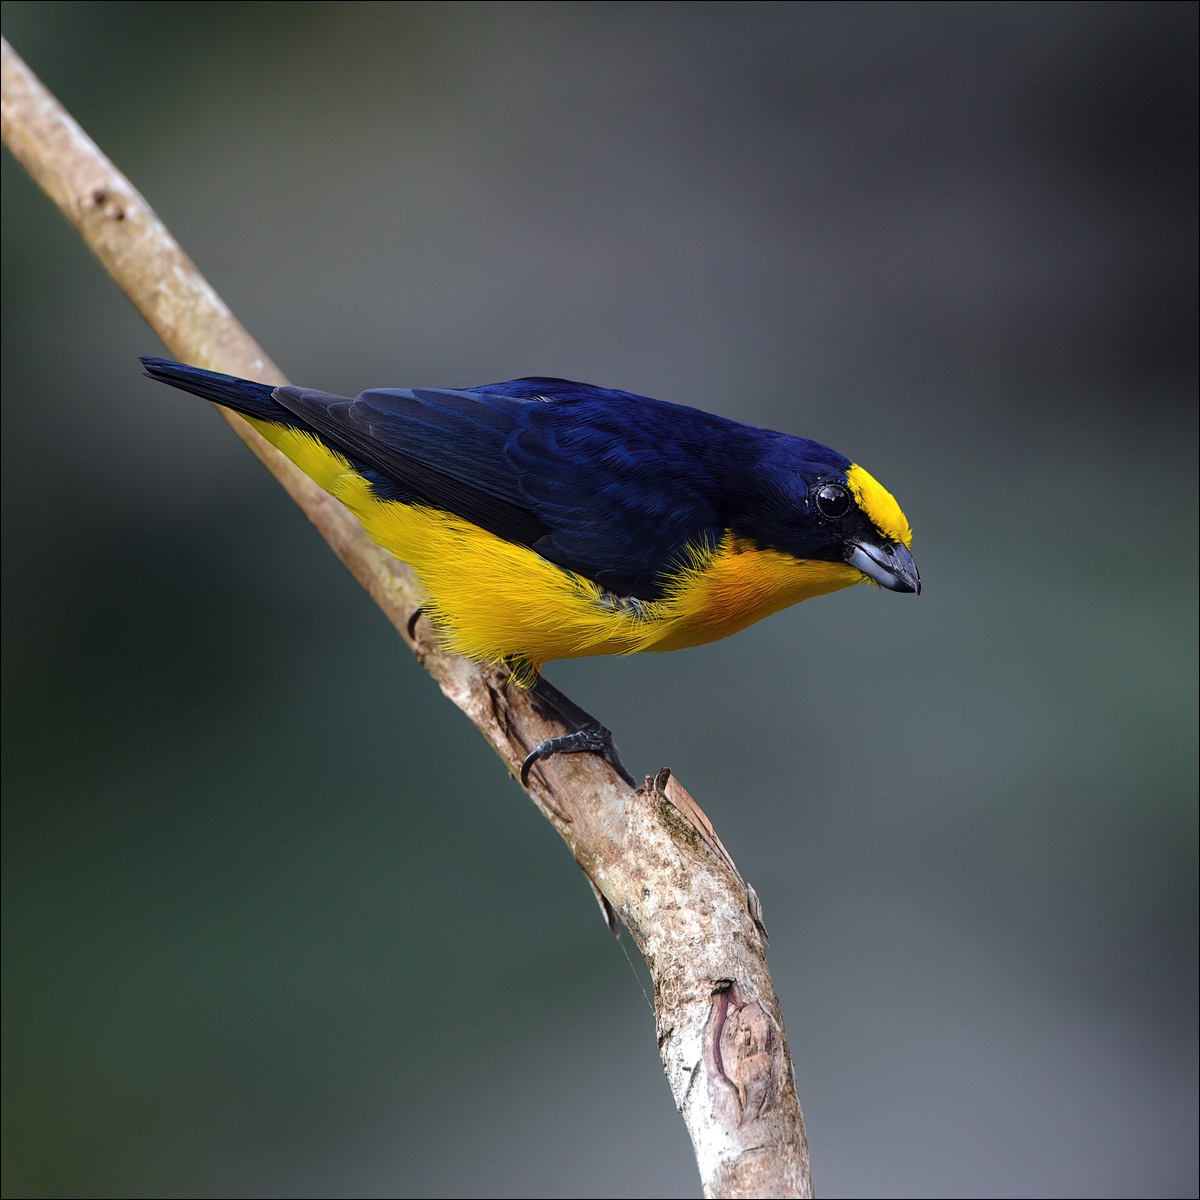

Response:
(275, 377), (744, 598)
(276, 382), (550, 549)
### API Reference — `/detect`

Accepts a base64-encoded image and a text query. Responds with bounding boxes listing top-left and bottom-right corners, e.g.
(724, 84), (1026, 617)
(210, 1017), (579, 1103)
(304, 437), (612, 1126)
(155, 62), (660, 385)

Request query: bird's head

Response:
(737, 438), (921, 595)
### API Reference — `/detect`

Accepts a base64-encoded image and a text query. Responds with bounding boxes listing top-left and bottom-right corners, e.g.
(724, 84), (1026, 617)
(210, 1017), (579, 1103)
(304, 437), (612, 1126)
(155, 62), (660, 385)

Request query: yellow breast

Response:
(646, 536), (863, 653)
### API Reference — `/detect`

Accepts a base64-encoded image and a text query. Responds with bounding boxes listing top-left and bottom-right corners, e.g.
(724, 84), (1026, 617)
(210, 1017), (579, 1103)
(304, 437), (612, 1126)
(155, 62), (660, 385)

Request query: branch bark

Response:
(2, 38), (813, 1198)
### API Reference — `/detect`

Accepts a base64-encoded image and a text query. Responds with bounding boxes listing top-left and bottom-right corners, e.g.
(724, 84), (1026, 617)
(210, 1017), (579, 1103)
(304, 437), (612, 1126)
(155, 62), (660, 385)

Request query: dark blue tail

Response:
(140, 358), (290, 423)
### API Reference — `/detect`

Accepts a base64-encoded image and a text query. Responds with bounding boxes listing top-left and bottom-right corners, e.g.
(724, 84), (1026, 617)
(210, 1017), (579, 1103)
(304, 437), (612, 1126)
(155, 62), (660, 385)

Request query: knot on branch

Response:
(709, 980), (785, 1124)
(84, 185), (126, 222)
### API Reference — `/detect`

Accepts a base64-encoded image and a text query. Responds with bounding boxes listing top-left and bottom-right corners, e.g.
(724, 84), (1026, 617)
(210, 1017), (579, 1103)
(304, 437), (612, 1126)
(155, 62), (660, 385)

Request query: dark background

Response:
(2, 3), (1196, 1197)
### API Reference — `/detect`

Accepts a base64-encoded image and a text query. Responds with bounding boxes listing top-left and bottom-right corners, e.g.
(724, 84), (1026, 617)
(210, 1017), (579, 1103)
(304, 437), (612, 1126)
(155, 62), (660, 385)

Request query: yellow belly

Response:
(249, 417), (863, 681)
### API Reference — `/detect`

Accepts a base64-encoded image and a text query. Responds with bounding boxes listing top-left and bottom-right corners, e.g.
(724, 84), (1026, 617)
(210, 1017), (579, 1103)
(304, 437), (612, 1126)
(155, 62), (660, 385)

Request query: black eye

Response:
(814, 482), (851, 519)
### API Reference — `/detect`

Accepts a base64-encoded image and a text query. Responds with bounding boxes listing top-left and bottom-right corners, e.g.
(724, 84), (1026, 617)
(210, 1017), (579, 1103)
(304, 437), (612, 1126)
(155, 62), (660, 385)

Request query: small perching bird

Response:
(142, 359), (919, 782)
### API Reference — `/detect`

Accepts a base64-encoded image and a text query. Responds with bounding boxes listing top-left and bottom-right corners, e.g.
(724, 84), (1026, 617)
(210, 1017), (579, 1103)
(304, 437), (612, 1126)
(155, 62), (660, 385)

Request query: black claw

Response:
(406, 606), (424, 639)
(520, 723), (636, 787)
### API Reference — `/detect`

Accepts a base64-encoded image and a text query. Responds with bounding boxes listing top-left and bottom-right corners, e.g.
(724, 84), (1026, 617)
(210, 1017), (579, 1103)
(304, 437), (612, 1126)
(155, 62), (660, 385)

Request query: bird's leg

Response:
(520, 674), (636, 788)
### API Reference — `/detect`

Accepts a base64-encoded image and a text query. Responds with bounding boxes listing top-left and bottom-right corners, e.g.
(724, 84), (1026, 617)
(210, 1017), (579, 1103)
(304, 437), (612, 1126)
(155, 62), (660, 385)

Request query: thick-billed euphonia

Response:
(142, 358), (919, 782)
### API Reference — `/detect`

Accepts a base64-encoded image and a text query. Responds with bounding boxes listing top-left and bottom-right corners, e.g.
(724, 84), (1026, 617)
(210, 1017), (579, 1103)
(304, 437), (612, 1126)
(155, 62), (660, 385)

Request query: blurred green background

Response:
(2, 3), (1196, 1197)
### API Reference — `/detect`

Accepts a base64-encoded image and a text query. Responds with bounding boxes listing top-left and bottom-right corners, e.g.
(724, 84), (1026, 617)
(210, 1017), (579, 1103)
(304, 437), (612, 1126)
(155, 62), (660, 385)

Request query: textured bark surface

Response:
(2, 38), (813, 1197)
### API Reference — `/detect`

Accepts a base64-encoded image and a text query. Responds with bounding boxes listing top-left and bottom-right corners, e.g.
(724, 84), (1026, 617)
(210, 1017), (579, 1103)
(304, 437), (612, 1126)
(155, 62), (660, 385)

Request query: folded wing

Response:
(275, 377), (733, 598)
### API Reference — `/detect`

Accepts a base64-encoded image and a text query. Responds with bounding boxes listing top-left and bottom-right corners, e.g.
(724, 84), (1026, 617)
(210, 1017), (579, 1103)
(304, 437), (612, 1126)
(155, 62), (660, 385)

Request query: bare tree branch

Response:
(2, 38), (813, 1198)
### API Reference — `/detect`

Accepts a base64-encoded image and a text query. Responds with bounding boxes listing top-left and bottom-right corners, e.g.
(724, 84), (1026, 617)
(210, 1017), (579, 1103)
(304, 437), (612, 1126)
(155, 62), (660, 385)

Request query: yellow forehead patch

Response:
(846, 463), (913, 546)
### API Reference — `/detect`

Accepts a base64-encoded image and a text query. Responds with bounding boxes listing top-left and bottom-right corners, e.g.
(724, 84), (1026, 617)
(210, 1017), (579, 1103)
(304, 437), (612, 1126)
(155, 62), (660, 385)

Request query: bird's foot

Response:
(518, 672), (636, 787)
(520, 723), (634, 787)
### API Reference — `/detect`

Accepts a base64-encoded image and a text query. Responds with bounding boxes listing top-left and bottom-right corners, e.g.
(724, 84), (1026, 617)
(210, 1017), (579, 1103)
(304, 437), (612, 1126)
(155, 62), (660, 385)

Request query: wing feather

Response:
(275, 378), (745, 598)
